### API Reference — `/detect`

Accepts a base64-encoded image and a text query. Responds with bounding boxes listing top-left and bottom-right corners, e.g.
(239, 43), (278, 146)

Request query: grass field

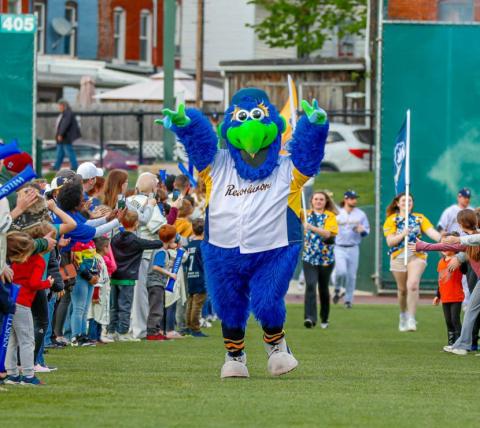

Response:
(314, 171), (374, 205)
(2, 304), (479, 427)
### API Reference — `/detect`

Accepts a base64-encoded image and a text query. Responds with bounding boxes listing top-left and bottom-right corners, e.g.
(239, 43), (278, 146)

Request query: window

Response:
(65, 2), (77, 56)
(113, 8), (126, 62)
(7, 0), (21, 13)
(34, 2), (46, 54)
(353, 129), (374, 145)
(327, 131), (345, 144)
(139, 10), (152, 64)
(438, 0), (474, 22)
(338, 34), (355, 57)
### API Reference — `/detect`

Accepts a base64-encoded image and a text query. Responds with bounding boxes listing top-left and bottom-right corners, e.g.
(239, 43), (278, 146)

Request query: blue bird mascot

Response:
(156, 88), (328, 378)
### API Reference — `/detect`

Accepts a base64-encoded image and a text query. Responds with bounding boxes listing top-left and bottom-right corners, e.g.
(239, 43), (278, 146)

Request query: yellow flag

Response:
(280, 75), (298, 153)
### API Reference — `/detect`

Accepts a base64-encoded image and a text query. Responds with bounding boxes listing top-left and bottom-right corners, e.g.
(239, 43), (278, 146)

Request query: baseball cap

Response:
(3, 152), (33, 173)
(458, 188), (471, 198)
(50, 176), (68, 191)
(344, 190), (359, 199)
(77, 162), (104, 180)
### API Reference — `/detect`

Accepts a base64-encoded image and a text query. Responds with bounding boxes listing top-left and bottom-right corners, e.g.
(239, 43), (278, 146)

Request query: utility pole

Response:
(163, 0), (176, 161)
(195, 0), (204, 109)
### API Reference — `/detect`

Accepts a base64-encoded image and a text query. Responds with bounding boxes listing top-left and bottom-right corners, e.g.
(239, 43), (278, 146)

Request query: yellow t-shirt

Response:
(383, 212), (433, 259)
(175, 218), (193, 238)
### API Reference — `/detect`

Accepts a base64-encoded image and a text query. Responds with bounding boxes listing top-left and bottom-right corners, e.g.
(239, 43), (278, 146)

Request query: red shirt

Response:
(437, 258), (464, 303)
(12, 254), (51, 308)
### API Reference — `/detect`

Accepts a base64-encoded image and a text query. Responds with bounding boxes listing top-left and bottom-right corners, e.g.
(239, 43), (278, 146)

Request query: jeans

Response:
(31, 290), (48, 365)
(334, 245), (360, 304)
(54, 288), (71, 337)
(166, 302), (177, 332)
(130, 258), (150, 339)
(36, 294), (56, 366)
(71, 276), (94, 338)
(454, 280), (480, 350)
(303, 262), (334, 324)
(54, 143), (78, 170)
(108, 285), (135, 335)
(147, 287), (165, 336)
(88, 319), (102, 341)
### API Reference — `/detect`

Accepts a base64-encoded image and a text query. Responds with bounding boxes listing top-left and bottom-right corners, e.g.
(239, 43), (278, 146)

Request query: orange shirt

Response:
(437, 258), (464, 303)
(175, 218), (193, 238)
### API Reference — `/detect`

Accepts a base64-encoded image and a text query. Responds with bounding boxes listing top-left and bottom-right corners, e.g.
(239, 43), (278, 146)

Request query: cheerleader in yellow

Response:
(302, 191), (338, 329)
(383, 193), (441, 332)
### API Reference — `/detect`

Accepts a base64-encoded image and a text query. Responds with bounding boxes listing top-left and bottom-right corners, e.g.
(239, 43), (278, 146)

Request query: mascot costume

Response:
(156, 88), (328, 378)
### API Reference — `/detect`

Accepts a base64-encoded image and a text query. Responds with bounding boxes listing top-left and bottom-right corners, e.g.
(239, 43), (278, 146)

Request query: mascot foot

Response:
(264, 339), (298, 376)
(220, 353), (249, 379)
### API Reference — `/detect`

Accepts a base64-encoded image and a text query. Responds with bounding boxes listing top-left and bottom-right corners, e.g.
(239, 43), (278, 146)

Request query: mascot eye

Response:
(235, 110), (249, 122)
(250, 108), (265, 121)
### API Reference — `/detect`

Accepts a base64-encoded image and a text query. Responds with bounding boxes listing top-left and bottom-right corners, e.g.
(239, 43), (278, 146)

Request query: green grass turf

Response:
(314, 171), (374, 206)
(2, 304), (478, 427)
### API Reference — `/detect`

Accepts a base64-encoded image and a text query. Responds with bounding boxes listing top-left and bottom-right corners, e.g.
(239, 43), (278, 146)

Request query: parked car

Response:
(41, 140), (139, 173)
(321, 123), (374, 172)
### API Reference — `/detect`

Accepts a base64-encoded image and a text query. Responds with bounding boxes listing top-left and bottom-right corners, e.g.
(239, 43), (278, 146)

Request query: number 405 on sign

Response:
(0, 14), (36, 33)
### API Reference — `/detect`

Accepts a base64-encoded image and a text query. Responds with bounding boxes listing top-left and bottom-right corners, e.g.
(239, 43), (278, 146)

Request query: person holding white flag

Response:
(384, 111), (441, 331)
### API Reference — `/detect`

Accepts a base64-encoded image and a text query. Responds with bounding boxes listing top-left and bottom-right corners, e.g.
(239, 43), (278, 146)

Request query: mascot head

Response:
(220, 88), (286, 181)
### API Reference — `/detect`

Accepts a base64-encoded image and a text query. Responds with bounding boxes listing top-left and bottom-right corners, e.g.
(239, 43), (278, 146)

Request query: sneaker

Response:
(34, 364), (56, 373)
(191, 331), (209, 338)
(146, 333), (169, 341)
(78, 335), (97, 347)
(100, 334), (115, 343)
(444, 346), (467, 355)
(4, 375), (22, 385)
(407, 317), (417, 332)
(304, 319), (314, 329)
(320, 322), (329, 329)
(21, 376), (45, 386)
(52, 339), (67, 348)
(55, 336), (70, 345)
(333, 292), (340, 304)
(166, 330), (185, 339)
(398, 315), (408, 332)
(70, 336), (80, 347)
(344, 302), (352, 309)
(264, 339), (298, 376)
(118, 333), (141, 342)
(221, 352), (249, 378)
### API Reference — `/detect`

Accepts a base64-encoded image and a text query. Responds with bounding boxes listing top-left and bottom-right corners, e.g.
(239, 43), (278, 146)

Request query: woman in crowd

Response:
(56, 180), (123, 346)
(412, 209), (480, 355)
(383, 193), (441, 332)
(302, 191), (338, 329)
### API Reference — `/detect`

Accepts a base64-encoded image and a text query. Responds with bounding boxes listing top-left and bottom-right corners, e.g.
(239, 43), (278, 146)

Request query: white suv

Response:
(321, 123), (374, 172)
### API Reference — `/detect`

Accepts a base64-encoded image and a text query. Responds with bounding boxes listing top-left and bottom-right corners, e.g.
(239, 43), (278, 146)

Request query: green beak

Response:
(227, 120), (278, 157)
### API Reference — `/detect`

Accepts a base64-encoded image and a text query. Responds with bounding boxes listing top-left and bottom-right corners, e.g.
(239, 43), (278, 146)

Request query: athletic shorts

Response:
(390, 255), (427, 273)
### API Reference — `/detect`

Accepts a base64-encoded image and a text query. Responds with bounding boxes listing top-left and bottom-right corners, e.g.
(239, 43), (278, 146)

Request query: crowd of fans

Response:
(0, 152), (212, 386)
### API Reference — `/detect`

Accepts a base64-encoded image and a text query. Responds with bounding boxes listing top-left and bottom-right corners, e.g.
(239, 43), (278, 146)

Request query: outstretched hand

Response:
(154, 103), (191, 129)
(301, 99), (327, 125)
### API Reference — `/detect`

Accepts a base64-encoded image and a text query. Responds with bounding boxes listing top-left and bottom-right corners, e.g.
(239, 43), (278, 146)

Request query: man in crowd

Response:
(54, 99), (80, 170)
(333, 190), (370, 308)
(77, 162), (104, 204)
(437, 188), (472, 234)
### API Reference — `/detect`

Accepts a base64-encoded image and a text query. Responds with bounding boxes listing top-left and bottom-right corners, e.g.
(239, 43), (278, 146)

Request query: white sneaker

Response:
(118, 333), (141, 342)
(166, 330), (185, 339)
(34, 364), (51, 373)
(320, 323), (329, 329)
(100, 334), (115, 343)
(264, 338), (298, 376)
(444, 346), (467, 356)
(398, 315), (408, 332)
(443, 345), (454, 353)
(407, 317), (417, 332)
(221, 353), (249, 379)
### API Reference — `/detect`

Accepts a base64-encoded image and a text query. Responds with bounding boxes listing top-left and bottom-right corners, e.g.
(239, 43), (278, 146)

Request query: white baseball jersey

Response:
(199, 150), (308, 254)
(437, 204), (472, 234)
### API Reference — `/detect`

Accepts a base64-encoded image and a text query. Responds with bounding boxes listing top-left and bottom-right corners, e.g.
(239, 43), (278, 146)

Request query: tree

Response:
(247, 0), (367, 59)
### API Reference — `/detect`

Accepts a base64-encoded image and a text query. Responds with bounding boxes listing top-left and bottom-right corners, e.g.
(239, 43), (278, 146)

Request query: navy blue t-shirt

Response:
(186, 240), (206, 295)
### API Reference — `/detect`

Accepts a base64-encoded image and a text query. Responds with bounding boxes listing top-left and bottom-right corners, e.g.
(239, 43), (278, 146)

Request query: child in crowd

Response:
(185, 219), (208, 338)
(5, 232), (54, 386)
(88, 237), (113, 343)
(433, 233), (466, 346)
(175, 199), (194, 238)
(146, 224), (178, 341)
(108, 210), (164, 341)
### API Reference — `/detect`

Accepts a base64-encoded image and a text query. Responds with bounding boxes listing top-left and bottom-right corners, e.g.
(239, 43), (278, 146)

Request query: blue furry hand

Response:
(301, 99), (327, 125)
(154, 103), (191, 129)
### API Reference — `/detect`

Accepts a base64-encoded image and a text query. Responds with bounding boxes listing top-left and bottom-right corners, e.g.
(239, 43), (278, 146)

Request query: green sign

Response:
(0, 14), (36, 33)
(379, 23), (480, 289)
(0, 14), (36, 154)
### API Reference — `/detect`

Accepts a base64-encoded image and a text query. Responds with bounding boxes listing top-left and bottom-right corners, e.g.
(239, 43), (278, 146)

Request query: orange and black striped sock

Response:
(222, 325), (245, 357)
(263, 327), (285, 346)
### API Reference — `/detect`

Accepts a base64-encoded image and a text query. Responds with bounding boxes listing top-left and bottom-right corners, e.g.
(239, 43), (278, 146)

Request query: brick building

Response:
(388, 0), (480, 21)
(98, 0), (166, 69)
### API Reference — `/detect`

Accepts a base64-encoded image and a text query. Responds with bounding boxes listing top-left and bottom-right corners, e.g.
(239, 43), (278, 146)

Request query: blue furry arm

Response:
(170, 109), (218, 172)
(289, 115), (329, 177)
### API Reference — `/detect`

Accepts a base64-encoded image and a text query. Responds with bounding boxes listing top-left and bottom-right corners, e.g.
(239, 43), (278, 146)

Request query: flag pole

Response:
(404, 109), (411, 266)
(287, 75), (307, 221)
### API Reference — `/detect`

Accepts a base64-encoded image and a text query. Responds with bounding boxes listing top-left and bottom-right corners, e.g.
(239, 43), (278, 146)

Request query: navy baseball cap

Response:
(344, 190), (359, 199)
(458, 188), (471, 198)
(231, 88), (270, 105)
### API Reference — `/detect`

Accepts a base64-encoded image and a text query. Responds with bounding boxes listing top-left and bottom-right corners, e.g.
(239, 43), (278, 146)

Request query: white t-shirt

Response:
(199, 150), (308, 254)
(437, 204), (471, 234)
